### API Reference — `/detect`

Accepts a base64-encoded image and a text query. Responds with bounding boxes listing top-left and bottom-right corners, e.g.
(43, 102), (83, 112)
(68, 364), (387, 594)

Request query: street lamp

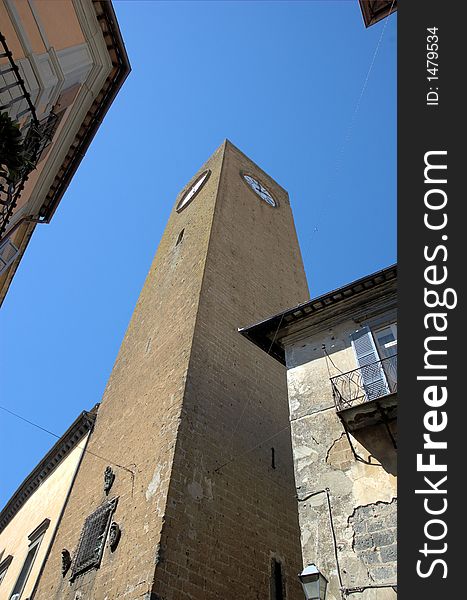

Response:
(298, 564), (328, 600)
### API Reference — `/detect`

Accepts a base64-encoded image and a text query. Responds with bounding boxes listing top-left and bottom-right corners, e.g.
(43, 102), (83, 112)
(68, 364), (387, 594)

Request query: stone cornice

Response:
(0, 407), (98, 533)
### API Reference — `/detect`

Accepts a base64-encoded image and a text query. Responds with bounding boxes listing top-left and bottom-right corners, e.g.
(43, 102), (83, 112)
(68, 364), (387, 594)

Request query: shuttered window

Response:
(70, 498), (117, 580)
(350, 326), (389, 401)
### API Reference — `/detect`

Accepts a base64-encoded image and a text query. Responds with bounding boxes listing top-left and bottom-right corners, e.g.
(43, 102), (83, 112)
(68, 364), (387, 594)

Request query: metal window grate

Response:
(70, 498), (117, 580)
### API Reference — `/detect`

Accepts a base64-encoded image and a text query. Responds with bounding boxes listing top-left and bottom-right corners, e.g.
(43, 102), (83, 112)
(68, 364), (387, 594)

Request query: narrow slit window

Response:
(271, 447), (276, 469)
(176, 229), (185, 246)
(271, 558), (285, 600)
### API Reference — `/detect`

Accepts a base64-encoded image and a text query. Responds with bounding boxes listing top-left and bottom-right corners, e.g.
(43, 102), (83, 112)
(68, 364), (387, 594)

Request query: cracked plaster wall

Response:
(285, 317), (397, 600)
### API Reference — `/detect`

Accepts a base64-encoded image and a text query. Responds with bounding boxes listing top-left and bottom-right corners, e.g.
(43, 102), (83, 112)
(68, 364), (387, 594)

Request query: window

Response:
(0, 238), (19, 276)
(9, 519), (50, 600)
(350, 323), (397, 401)
(176, 229), (185, 246)
(374, 323), (397, 391)
(70, 498), (117, 581)
(271, 558), (285, 600)
(0, 555), (13, 586)
(374, 323), (398, 359)
(350, 326), (389, 401)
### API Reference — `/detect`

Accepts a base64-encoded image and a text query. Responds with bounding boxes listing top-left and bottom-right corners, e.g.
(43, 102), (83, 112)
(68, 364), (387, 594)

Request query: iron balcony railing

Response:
(0, 31), (57, 237)
(330, 354), (397, 412)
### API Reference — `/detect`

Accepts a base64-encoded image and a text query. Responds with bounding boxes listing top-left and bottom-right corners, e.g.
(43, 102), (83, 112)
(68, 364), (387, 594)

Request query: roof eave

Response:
(239, 264), (397, 365)
(0, 406), (98, 533)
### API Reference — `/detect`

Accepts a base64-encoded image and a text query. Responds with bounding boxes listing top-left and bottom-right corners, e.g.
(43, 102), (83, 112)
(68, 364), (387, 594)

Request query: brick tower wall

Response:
(152, 142), (310, 599)
(34, 141), (309, 600)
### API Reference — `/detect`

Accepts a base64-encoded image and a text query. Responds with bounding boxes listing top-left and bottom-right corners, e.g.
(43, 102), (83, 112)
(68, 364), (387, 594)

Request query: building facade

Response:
(0, 0), (129, 305)
(0, 409), (96, 600)
(358, 1), (397, 27)
(241, 266), (397, 600)
(33, 141), (310, 600)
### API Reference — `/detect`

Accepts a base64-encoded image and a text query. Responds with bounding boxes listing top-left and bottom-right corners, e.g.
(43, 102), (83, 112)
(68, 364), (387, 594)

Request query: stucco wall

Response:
(0, 437), (88, 600)
(285, 314), (397, 600)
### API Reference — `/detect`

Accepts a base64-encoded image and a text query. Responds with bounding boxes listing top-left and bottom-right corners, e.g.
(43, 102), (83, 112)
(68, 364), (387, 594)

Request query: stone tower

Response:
(34, 141), (310, 600)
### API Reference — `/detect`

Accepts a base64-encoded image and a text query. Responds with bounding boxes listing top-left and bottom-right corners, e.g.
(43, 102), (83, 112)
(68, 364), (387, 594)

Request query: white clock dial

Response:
(242, 174), (276, 207)
(177, 170), (210, 212)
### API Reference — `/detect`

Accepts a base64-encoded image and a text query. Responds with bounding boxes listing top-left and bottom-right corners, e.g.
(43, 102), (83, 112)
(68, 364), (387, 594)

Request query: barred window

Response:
(70, 498), (117, 580)
(0, 555), (13, 586)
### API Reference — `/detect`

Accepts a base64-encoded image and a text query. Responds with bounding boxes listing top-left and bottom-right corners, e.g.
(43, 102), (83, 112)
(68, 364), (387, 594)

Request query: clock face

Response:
(242, 174), (277, 207)
(176, 170), (210, 212)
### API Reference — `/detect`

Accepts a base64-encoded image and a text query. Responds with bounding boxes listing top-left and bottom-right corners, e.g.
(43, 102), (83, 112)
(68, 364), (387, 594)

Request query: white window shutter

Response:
(350, 326), (389, 401)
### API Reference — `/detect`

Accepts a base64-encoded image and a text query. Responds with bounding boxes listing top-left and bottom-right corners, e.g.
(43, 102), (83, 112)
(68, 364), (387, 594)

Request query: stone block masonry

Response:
(349, 500), (397, 584)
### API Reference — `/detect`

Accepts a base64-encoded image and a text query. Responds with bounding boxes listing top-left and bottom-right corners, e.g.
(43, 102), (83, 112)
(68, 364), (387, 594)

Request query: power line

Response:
(309, 2), (396, 239)
(215, 421), (291, 474)
(0, 401), (294, 498)
(1, 6), (397, 503)
(227, 313), (285, 453)
(0, 404), (61, 440)
(0, 404), (136, 476)
(217, 4), (396, 476)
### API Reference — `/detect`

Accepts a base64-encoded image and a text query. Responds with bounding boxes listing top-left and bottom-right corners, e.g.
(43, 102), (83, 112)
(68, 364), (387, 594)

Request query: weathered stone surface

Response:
(380, 544), (397, 563)
(327, 433), (354, 471)
(350, 500), (398, 585)
(284, 281), (397, 600)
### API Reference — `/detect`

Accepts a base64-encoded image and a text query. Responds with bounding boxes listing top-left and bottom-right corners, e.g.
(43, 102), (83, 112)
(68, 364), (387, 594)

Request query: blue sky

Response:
(0, 1), (396, 507)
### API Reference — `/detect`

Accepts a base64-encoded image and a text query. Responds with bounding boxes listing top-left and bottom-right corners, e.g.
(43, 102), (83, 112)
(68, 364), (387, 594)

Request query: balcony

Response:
(1, 32), (57, 237)
(330, 355), (397, 431)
